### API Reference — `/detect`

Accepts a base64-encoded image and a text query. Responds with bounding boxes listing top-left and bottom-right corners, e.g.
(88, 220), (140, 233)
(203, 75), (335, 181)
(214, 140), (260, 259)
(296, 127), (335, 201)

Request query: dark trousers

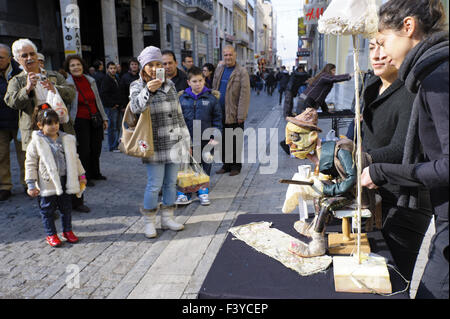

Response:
(38, 176), (72, 236)
(416, 217), (449, 299)
(283, 91), (295, 116)
(279, 87), (286, 105)
(297, 96), (329, 114)
(74, 117), (104, 180)
(381, 204), (432, 281)
(221, 122), (244, 172)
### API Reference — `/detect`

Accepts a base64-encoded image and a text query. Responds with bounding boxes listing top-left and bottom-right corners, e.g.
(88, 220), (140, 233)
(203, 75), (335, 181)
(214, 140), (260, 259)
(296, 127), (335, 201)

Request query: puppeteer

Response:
(282, 108), (375, 257)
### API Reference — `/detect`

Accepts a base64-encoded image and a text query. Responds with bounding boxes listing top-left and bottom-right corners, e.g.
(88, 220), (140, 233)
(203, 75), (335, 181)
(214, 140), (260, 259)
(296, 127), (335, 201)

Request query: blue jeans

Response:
(38, 176), (72, 236)
(143, 162), (180, 210)
(105, 107), (120, 151)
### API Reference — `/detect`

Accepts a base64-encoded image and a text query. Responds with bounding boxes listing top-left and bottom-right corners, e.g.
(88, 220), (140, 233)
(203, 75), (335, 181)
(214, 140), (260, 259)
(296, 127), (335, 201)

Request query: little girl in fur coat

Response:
(25, 104), (86, 247)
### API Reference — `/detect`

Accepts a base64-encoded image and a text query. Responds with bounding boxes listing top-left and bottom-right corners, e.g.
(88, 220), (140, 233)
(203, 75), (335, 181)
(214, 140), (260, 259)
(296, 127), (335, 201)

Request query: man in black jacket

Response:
(119, 57), (140, 108)
(283, 65), (309, 117)
(161, 50), (188, 92)
(0, 44), (24, 201)
(276, 66), (290, 105)
(101, 61), (122, 152)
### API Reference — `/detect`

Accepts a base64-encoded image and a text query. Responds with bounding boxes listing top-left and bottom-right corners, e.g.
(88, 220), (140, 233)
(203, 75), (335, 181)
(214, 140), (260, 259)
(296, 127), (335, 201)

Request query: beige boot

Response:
(160, 205), (184, 231)
(289, 231), (326, 258)
(140, 207), (158, 238)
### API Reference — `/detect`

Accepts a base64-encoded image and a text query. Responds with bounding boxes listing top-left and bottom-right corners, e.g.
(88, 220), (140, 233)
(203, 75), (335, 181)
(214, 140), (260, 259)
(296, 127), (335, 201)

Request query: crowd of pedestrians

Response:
(0, 38), (251, 246)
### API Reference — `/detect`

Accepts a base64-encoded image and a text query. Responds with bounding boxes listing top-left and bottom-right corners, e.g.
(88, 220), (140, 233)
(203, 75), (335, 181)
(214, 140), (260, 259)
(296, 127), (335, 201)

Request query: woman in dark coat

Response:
(361, 0), (448, 299)
(297, 63), (351, 113)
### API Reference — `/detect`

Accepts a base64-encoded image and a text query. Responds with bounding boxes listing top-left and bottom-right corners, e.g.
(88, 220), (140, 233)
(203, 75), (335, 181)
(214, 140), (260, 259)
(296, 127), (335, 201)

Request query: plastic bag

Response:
(47, 89), (69, 123)
(177, 154), (210, 193)
(318, 0), (378, 37)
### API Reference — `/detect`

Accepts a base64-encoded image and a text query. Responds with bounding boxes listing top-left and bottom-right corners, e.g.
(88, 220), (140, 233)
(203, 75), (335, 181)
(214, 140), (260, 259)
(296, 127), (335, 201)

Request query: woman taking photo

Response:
(361, 0), (448, 299)
(297, 63), (351, 114)
(64, 55), (108, 193)
(202, 63), (215, 89)
(129, 46), (191, 239)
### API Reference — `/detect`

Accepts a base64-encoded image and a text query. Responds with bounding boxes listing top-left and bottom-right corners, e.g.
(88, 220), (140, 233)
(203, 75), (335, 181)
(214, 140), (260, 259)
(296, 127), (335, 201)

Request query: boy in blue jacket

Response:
(177, 67), (222, 206)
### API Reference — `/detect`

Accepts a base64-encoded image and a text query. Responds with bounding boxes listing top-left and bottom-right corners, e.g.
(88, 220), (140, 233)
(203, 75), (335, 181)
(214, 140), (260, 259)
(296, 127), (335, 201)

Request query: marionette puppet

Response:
(281, 108), (374, 258)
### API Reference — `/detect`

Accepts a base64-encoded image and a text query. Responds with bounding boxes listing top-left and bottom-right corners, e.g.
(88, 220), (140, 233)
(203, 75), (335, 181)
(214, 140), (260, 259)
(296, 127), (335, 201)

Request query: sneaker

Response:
(198, 188), (210, 206)
(112, 149), (121, 153)
(175, 192), (192, 205)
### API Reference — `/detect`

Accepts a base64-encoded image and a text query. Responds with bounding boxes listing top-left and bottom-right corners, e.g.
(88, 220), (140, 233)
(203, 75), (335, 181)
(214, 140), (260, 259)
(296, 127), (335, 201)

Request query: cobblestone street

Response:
(0, 91), (433, 299)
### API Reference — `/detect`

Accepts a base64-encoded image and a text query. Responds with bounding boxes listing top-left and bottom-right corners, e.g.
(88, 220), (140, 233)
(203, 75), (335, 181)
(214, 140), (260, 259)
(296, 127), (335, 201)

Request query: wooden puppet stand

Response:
(328, 206), (372, 255)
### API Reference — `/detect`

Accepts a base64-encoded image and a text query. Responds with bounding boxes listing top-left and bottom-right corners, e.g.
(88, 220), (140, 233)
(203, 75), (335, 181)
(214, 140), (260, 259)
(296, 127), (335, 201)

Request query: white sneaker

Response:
(175, 193), (192, 205)
(198, 193), (210, 206)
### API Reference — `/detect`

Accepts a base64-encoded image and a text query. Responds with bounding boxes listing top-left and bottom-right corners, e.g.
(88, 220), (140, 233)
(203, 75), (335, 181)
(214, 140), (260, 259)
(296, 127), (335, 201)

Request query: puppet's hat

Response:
(286, 108), (322, 132)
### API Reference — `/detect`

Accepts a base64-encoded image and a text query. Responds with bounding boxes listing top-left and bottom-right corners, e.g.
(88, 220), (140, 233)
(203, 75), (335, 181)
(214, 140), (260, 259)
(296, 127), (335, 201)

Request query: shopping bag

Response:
(177, 154), (210, 193)
(47, 90), (69, 123)
(118, 102), (154, 158)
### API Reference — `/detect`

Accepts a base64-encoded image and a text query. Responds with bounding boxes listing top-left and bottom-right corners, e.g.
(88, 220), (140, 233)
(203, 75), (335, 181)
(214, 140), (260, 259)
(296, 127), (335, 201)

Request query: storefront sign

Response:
(298, 17), (306, 36)
(303, 1), (327, 25)
(60, 0), (82, 57)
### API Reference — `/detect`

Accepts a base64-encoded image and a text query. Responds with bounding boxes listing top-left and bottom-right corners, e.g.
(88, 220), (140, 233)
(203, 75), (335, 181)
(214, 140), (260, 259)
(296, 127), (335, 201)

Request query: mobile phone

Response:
(156, 68), (165, 82)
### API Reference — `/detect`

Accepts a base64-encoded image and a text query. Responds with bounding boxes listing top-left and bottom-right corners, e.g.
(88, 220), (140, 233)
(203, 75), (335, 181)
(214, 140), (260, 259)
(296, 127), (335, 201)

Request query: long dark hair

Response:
(306, 63), (336, 85)
(202, 63), (215, 79)
(31, 103), (59, 130)
(378, 0), (447, 35)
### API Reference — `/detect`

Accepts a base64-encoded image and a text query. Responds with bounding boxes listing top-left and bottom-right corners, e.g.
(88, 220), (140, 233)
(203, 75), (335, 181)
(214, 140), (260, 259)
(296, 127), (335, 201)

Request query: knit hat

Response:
(286, 108), (322, 132)
(138, 46), (162, 68)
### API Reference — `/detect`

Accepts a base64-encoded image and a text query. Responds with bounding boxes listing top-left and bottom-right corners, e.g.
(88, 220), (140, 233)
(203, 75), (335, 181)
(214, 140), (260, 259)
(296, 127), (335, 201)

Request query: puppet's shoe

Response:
(294, 220), (313, 237)
(289, 232), (326, 258)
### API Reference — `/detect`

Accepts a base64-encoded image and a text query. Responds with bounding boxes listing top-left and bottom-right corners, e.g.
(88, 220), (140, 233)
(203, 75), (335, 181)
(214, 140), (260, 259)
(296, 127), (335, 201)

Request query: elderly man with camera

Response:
(4, 38), (76, 150)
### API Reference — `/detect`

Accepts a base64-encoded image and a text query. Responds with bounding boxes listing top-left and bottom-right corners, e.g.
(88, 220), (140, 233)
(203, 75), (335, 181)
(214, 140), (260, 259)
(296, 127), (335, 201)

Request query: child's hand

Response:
(79, 175), (87, 186)
(27, 189), (40, 197)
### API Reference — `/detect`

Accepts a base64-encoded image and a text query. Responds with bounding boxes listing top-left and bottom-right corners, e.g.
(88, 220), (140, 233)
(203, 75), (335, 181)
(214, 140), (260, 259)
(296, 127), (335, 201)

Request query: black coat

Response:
(362, 77), (416, 205)
(276, 71), (290, 90)
(100, 74), (121, 109)
(170, 68), (188, 92)
(287, 70), (309, 94)
(119, 71), (139, 108)
(0, 60), (21, 130)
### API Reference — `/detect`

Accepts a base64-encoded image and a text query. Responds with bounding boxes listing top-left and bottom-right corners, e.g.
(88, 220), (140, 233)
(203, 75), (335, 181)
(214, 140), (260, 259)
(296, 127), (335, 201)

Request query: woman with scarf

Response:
(361, 0), (448, 299)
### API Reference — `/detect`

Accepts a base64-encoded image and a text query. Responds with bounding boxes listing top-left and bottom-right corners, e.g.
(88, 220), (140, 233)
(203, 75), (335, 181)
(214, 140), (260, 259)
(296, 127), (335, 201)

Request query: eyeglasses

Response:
(20, 52), (36, 59)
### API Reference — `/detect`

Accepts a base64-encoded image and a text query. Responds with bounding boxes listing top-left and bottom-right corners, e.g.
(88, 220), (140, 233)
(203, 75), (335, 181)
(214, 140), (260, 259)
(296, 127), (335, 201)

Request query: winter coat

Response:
(369, 31), (449, 221)
(212, 63), (250, 124)
(25, 130), (85, 197)
(129, 78), (191, 163)
(171, 68), (189, 92)
(178, 87), (222, 140)
(0, 59), (21, 130)
(66, 74), (108, 122)
(276, 70), (290, 90)
(119, 71), (140, 107)
(4, 70), (76, 150)
(287, 70), (309, 94)
(362, 76), (416, 206)
(303, 73), (351, 109)
(100, 73), (121, 109)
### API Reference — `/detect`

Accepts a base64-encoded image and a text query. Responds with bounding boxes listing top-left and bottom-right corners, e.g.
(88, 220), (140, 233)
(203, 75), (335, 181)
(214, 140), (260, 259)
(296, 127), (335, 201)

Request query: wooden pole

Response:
(352, 35), (363, 264)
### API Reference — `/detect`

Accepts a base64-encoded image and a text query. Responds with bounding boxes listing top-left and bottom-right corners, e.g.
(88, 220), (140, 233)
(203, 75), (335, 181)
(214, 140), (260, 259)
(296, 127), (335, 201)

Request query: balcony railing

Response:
(184, 0), (213, 21)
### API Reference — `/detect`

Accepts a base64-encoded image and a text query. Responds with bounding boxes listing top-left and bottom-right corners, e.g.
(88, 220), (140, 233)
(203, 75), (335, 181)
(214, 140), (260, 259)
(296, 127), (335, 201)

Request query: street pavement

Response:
(0, 89), (434, 299)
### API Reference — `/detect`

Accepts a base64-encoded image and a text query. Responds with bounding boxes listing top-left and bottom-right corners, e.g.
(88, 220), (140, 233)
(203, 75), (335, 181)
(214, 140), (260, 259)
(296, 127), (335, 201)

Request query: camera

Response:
(39, 74), (47, 81)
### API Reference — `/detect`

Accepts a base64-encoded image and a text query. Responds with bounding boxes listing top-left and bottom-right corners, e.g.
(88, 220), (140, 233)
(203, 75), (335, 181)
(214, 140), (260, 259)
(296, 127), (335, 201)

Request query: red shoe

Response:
(46, 235), (62, 247)
(62, 231), (79, 243)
